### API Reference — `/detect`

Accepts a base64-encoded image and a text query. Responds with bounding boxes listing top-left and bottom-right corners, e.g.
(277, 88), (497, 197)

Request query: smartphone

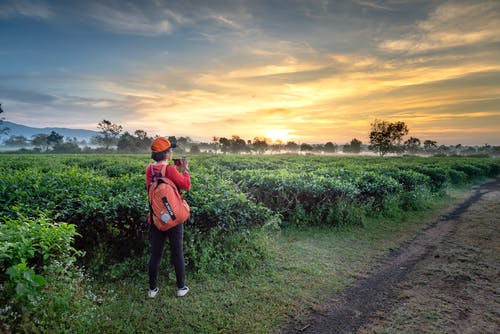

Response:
(173, 157), (186, 166)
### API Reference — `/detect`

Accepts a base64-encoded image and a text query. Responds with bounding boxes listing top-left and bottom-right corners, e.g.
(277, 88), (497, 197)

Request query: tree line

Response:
(0, 117), (498, 156)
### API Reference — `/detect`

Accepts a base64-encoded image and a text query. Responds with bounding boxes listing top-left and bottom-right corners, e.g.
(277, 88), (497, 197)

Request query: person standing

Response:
(146, 137), (191, 298)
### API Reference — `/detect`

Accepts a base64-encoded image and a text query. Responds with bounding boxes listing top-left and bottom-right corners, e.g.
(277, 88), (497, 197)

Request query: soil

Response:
(283, 178), (500, 334)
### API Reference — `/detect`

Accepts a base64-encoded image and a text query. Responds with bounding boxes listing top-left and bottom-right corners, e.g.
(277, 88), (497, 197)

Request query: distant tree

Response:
(47, 131), (64, 150)
(135, 129), (148, 140)
(117, 130), (151, 153)
(167, 136), (177, 147)
(271, 139), (284, 153)
(492, 146), (500, 156)
(218, 137), (231, 153)
(343, 138), (362, 153)
(252, 137), (269, 154)
(172, 136), (190, 153)
(436, 145), (451, 156)
(31, 133), (49, 151)
(117, 132), (136, 153)
(351, 138), (362, 153)
(285, 141), (299, 152)
(63, 136), (78, 144)
(312, 144), (324, 153)
(368, 119), (409, 156)
(453, 144), (463, 154)
(270, 143), (280, 153)
(324, 142), (338, 153)
(176, 136), (191, 148)
(3, 135), (28, 147)
(190, 144), (201, 154)
(211, 136), (220, 152)
(117, 132), (133, 152)
(197, 140), (217, 153)
(423, 140), (437, 153)
(52, 141), (81, 153)
(404, 137), (421, 154)
(300, 143), (313, 152)
(462, 146), (477, 156)
(230, 135), (247, 153)
(478, 144), (492, 155)
(94, 120), (123, 150)
(135, 130), (151, 151)
(0, 103), (10, 136)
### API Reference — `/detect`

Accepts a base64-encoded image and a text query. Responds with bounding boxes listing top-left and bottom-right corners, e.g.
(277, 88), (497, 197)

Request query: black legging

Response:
(148, 223), (185, 290)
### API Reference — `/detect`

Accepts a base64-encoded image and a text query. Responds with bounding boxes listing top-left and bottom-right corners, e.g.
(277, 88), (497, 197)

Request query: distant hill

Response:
(1, 121), (98, 143)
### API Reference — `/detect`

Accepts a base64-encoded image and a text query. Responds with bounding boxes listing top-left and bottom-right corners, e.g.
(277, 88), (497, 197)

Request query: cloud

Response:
(75, 1), (253, 39)
(187, 5), (256, 43)
(379, 1), (500, 52)
(226, 62), (324, 79)
(60, 95), (123, 109)
(353, 0), (395, 11)
(328, 54), (378, 69)
(85, 2), (184, 36)
(0, 0), (53, 20)
(209, 14), (241, 29)
(0, 87), (57, 104)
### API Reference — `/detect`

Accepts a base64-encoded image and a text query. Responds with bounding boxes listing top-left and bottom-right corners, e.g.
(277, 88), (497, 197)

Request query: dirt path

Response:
(284, 179), (500, 334)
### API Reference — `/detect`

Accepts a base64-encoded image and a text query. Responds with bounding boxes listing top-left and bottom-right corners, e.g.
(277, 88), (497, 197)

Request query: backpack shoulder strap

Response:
(152, 164), (173, 190)
(160, 164), (168, 179)
(149, 164), (169, 183)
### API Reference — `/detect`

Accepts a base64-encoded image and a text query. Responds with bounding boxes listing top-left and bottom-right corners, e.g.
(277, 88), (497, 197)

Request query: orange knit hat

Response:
(151, 137), (176, 152)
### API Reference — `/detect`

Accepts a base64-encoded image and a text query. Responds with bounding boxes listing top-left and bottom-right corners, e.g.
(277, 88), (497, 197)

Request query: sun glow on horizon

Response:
(266, 129), (292, 143)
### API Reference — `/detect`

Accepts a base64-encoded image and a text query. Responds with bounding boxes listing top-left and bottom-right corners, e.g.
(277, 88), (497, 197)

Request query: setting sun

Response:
(266, 129), (292, 143)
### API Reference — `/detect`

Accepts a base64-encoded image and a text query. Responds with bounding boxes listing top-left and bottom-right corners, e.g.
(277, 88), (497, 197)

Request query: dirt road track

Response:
(284, 178), (500, 334)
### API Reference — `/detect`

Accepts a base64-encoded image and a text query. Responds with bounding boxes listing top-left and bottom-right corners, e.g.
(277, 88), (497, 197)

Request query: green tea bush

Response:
(0, 213), (91, 332)
(451, 163), (483, 179)
(0, 166), (148, 259)
(230, 169), (360, 226)
(446, 168), (468, 185)
(184, 172), (280, 274)
(412, 166), (448, 192)
(354, 171), (402, 210)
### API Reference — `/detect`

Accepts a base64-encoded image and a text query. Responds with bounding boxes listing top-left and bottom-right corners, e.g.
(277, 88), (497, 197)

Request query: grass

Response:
(60, 186), (475, 334)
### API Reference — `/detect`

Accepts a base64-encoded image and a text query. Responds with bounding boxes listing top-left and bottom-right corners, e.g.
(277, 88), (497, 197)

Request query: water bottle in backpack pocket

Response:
(160, 210), (170, 223)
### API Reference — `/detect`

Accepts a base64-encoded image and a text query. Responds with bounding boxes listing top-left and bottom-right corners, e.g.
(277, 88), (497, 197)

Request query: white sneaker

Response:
(177, 286), (189, 297)
(148, 287), (159, 298)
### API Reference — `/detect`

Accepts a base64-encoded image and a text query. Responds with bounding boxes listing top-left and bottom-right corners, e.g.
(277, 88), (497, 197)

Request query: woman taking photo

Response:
(146, 137), (191, 298)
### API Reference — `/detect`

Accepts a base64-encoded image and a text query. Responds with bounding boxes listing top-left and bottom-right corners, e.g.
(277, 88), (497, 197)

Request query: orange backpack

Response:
(148, 164), (190, 231)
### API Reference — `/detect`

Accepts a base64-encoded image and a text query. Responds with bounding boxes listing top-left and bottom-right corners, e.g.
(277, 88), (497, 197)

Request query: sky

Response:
(1, 0), (499, 145)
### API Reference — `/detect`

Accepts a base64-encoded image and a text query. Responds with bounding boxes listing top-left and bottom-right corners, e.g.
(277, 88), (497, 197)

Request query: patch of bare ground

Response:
(283, 179), (500, 334)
